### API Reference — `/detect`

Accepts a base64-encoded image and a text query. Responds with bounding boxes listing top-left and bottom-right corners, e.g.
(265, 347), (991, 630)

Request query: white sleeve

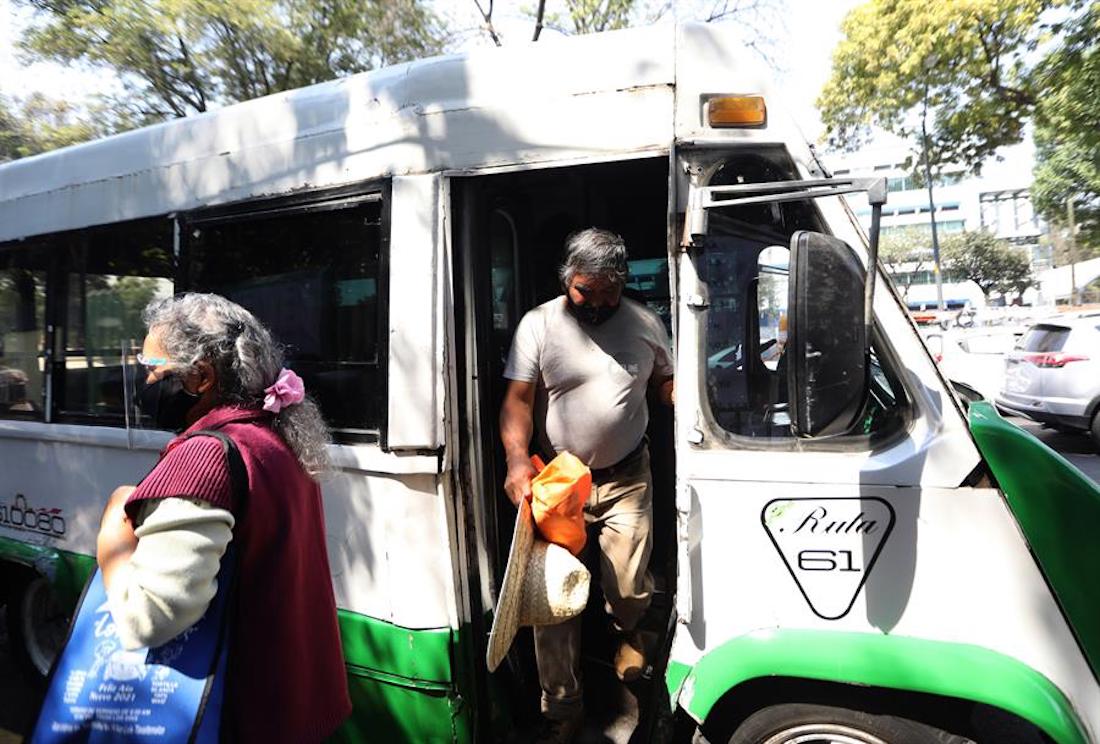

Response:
(106, 497), (235, 651)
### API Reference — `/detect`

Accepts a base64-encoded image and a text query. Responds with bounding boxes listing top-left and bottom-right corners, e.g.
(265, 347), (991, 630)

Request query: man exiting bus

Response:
(499, 228), (674, 742)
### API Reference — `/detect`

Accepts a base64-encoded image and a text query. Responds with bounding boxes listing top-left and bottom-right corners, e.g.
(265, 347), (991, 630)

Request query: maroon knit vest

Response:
(128, 406), (351, 743)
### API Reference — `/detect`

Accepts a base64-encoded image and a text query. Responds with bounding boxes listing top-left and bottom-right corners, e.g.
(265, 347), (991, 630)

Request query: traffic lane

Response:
(1005, 415), (1100, 484)
(0, 608), (39, 743)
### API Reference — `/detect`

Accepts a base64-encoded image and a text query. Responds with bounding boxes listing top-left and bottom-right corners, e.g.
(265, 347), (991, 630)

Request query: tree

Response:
(541, 0), (636, 35)
(0, 93), (109, 161)
(818, 0), (1050, 174)
(941, 231), (1033, 297)
(1033, 136), (1100, 261)
(15, 0), (448, 124)
(0, 98), (35, 161)
(1031, 1), (1100, 258)
(878, 226), (933, 298)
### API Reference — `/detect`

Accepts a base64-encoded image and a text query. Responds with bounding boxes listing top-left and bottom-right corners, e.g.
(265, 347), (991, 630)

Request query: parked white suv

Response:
(996, 312), (1100, 446)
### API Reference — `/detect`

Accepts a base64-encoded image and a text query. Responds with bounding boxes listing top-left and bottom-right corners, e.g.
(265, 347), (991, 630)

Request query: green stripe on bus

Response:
(336, 610), (455, 684)
(0, 539), (95, 606)
(328, 671), (471, 744)
(0, 539), (473, 741)
(677, 629), (1088, 744)
(665, 659), (691, 707)
(331, 611), (471, 744)
(969, 401), (1100, 678)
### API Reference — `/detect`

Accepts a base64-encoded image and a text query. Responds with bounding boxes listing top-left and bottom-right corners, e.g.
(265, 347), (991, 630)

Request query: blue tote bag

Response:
(33, 430), (247, 744)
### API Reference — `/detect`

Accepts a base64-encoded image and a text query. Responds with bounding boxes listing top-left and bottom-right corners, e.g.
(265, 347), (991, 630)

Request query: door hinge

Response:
(686, 294), (709, 311)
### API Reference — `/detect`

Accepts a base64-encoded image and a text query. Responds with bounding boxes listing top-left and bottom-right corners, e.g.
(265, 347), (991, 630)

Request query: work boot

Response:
(532, 710), (583, 744)
(614, 630), (646, 682)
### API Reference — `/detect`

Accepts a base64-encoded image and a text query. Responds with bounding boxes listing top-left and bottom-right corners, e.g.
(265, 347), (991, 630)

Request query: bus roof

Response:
(0, 23), (808, 243)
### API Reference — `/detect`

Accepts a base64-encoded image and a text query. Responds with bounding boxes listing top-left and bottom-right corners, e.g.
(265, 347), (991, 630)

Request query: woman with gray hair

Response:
(95, 293), (350, 742)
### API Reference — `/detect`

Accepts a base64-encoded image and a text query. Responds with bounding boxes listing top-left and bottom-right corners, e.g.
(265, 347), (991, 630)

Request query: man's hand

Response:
(503, 457), (537, 508)
(97, 486), (138, 589)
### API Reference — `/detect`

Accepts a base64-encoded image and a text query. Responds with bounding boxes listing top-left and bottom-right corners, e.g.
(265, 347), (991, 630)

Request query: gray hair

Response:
(143, 293), (331, 477)
(558, 228), (629, 287)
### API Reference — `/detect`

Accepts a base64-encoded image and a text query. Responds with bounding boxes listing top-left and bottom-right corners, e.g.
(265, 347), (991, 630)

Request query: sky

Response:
(0, 0), (860, 140)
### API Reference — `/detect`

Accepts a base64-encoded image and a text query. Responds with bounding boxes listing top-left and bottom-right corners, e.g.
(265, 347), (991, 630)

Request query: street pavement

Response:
(1007, 415), (1100, 482)
(0, 419), (1096, 742)
(0, 609), (40, 743)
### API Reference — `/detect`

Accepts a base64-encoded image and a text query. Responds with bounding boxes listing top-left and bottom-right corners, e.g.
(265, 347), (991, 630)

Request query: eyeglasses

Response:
(136, 353), (169, 374)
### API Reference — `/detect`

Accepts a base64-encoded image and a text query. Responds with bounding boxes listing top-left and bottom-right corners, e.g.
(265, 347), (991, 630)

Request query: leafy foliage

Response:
(16, 0), (448, 122)
(0, 94), (112, 160)
(1033, 136), (1100, 259)
(818, 0), (1050, 173)
(941, 230), (1033, 296)
(878, 226), (933, 296)
(1031, 1), (1100, 255)
(541, 0), (636, 34)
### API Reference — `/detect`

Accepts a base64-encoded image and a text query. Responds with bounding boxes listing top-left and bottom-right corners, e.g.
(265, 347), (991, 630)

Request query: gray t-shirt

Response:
(504, 296), (674, 469)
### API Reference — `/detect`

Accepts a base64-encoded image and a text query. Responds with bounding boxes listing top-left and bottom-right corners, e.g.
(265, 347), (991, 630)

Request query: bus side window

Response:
(0, 243), (49, 418)
(701, 237), (778, 436)
(57, 219), (175, 422)
(184, 194), (387, 441)
(756, 246), (789, 374)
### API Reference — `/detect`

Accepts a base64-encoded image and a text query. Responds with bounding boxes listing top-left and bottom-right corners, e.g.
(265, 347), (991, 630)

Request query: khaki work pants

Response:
(534, 447), (653, 720)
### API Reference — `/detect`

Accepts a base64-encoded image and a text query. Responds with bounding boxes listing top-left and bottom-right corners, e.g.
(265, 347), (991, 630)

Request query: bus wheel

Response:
(727, 703), (972, 744)
(7, 574), (69, 684)
(1090, 410), (1100, 450)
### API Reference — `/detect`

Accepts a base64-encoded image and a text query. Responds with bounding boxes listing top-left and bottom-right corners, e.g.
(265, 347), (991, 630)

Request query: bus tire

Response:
(6, 573), (69, 686)
(727, 703), (972, 744)
(1090, 410), (1100, 450)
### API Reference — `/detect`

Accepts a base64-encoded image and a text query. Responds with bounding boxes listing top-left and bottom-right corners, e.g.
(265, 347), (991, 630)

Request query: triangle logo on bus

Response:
(761, 497), (895, 621)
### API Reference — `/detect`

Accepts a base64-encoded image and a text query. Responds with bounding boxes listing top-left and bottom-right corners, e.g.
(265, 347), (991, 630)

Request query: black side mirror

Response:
(787, 231), (869, 437)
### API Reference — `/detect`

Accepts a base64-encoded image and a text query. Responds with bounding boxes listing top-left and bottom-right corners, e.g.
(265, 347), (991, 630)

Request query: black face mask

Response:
(566, 298), (620, 326)
(139, 373), (201, 432)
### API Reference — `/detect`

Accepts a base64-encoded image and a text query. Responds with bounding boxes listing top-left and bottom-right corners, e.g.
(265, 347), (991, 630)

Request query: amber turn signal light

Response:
(707, 95), (767, 127)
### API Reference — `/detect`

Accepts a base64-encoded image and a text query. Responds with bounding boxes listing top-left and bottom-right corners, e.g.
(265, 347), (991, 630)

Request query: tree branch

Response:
(213, 17), (260, 101)
(472, 0), (502, 46)
(974, 19), (1034, 108)
(646, 1), (674, 24)
(174, 33), (208, 111)
(532, 0), (547, 41)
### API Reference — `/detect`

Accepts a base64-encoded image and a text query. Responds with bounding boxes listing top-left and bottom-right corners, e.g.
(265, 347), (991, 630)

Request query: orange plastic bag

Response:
(529, 452), (590, 556)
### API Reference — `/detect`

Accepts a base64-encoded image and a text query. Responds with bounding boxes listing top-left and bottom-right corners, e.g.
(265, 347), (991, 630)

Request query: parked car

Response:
(923, 328), (1022, 402)
(996, 313), (1100, 446)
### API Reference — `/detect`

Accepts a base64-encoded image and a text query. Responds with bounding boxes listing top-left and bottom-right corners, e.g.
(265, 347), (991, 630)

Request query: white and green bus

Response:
(1, 22), (1098, 744)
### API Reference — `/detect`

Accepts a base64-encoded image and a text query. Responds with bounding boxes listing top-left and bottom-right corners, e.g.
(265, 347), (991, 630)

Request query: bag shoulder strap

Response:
(181, 429), (248, 744)
(185, 429), (249, 520)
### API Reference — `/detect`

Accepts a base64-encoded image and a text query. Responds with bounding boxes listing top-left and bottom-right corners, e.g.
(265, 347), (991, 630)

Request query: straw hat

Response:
(486, 499), (591, 672)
